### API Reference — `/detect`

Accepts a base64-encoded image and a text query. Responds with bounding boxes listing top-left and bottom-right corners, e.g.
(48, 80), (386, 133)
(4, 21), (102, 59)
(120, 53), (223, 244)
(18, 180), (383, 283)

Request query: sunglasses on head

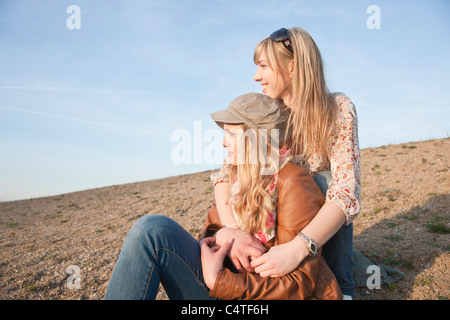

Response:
(269, 28), (293, 53)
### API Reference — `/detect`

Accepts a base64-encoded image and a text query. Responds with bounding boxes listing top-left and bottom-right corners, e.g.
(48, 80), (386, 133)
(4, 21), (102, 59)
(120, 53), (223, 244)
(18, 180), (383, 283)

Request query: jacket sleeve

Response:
(209, 164), (327, 300)
(198, 204), (223, 240)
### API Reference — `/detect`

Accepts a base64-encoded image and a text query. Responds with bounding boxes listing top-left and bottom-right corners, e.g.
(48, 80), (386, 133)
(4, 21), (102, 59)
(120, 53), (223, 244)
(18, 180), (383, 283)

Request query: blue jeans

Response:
(313, 171), (355, 297)
(105, 215), (212, 300)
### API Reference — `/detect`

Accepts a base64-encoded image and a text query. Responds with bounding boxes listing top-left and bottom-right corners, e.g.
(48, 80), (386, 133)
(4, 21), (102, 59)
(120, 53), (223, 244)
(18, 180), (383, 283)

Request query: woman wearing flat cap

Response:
(105, 92), (342, 300)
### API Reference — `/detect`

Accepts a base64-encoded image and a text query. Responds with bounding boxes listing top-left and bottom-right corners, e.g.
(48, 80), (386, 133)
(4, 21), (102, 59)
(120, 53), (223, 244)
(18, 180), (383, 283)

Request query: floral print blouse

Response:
(211, 93), (361, 225)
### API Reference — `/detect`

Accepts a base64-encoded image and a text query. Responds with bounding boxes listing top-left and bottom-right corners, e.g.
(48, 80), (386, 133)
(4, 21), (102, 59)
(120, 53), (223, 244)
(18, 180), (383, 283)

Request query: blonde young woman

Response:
(212, 28), (361, 299)
(105, 93), (342, 300)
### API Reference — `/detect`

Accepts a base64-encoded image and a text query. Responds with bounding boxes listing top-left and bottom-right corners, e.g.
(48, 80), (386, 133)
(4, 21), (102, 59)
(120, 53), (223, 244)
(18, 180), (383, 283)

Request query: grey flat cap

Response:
(211, 93), (290, 133)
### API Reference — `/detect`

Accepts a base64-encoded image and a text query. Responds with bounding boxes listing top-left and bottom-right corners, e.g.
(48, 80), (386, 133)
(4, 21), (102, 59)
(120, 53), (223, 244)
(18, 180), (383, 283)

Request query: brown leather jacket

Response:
(199, 163), (343, 300)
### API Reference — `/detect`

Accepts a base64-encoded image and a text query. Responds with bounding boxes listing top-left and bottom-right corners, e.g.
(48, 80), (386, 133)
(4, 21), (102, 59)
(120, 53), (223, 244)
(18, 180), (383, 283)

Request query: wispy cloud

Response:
(0, 105), (157, 135)
(0, 86), (68, 91)
(0, 85), (216, 97)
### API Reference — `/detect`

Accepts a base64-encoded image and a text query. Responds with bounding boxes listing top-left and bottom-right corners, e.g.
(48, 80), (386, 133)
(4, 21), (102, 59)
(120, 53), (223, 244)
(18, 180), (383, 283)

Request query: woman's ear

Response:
(289, 59), (295, 76)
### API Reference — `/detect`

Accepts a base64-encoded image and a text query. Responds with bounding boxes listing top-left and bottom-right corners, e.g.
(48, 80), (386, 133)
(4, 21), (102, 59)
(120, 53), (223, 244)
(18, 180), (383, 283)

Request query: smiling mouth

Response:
(261, 83), (268, 92)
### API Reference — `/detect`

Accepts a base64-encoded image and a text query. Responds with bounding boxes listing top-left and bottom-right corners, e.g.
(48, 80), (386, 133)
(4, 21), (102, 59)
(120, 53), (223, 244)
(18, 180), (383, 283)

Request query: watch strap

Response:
(298, 232), (317, 256)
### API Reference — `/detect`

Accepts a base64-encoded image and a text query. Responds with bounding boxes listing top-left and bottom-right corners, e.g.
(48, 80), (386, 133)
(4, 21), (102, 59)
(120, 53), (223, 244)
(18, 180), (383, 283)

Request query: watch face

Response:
(311, 243), (317, 253)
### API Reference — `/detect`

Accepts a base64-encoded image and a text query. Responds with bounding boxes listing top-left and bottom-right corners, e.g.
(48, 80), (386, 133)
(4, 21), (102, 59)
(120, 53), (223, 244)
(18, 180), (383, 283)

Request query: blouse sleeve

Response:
(326, 93), (361, 225)
(210, 158), (232, 186)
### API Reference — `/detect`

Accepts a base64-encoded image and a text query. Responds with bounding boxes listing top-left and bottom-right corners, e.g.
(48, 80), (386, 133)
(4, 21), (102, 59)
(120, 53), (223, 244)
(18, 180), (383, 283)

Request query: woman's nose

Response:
(253, 68), (261, 82)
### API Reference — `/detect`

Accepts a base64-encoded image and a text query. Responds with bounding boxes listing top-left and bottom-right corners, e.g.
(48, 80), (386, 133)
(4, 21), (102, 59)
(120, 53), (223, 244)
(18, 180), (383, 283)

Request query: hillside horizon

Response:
(1, 137), (447, 204)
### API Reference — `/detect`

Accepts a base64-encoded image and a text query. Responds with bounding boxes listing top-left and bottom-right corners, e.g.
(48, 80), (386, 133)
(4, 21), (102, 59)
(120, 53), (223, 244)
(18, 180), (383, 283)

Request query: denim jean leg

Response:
(314, 171), (355, 297)
(322, 223), (355, 297)
(105, 215), (212, 300)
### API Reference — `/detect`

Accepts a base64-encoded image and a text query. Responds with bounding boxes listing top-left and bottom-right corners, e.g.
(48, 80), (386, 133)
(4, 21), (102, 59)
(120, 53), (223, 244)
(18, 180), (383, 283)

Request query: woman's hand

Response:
(200, 237), (234, 290)
(215, 227), (266, 273)
(251, 235), (308, 277)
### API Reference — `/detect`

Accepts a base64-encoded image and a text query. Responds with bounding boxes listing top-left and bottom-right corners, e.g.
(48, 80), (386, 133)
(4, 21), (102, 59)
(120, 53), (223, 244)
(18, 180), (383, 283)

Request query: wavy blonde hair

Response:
(228, 124), (287, 235)
(254, 27), (336, 159)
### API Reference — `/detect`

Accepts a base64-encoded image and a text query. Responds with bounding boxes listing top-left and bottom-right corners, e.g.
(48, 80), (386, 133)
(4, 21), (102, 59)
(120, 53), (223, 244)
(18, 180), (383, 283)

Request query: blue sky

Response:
(0, 0), (449, 201)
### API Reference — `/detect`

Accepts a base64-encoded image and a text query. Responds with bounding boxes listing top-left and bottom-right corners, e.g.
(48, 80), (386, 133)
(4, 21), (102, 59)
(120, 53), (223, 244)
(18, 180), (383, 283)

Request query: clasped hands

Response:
(200, 227), (306, 290)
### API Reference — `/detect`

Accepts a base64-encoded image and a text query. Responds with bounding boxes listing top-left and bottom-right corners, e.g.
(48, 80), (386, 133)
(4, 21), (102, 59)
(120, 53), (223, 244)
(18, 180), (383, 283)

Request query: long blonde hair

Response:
(254, 27), (336, 159)
(228, 124), (286, 235)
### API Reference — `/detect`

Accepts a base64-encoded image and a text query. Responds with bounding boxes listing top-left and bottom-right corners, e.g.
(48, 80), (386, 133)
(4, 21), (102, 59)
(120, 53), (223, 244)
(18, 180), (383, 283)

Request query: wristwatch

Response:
(298, 232), (317, 256)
